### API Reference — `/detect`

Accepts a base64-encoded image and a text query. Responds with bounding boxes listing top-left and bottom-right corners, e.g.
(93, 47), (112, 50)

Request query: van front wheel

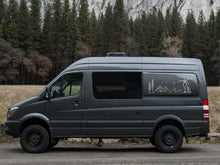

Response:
(20, 125), (49, 153)
(154, 125), (183, 153)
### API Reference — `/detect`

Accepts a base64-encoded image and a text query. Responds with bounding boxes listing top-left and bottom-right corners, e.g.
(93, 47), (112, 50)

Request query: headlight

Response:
(7, 107), (19, 119)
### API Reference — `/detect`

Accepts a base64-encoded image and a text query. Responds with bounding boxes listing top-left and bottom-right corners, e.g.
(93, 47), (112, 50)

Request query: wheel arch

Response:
(19, 113), (52, 136)
(153, 115), (186, 136)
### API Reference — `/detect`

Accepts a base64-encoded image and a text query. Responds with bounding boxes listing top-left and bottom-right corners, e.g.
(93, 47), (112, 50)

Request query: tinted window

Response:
(93, 72), (142, 99)
(50, 73), (83, 98)
(144, 73), (199, 96)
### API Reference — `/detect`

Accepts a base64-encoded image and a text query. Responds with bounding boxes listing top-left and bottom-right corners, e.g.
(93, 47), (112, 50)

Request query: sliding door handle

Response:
(73, 101), (82, 106)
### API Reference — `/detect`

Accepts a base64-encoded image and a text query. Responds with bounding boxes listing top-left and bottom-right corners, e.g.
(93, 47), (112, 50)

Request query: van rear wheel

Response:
(154, 125), (183, 153)
(20, 125), (49, 153)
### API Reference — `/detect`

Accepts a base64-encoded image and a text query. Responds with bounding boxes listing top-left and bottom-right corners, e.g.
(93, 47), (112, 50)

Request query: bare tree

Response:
(74, 42), (91, 61)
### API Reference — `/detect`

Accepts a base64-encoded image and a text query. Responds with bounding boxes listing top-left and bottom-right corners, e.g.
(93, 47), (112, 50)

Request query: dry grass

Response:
(206, 87), (220, 143)
(208, 87), (220, 133)
(0, 86), (219, 144)
(0, 85), (45, 123)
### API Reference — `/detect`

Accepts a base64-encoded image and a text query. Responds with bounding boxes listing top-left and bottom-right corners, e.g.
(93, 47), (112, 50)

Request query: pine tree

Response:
(3, 0), (18, 45)
(70, 0), (79, 60)
(207, 10), (217, 85)
(17, 0), (29, 51)
(89, 9), (98, 56)
(212, 41), (220, 85)
(71, 0), (77, 19)
(146, 9), (161, 56)
(165, 8), (171, 35)
(102, 3), (114, 53)
(94, 13), (105, 56)
(0, 0), (4, 24)
(5, 19), (18, 47)
(134, 12), (148, 56)
(197, 10), (209, 59)
(215, 9), (220, 83)
(129, 17), (134, 37)
(28, 0), (42, 51)
(170, 4), (182, 37)
(157, 10), (165, 37)
(42, 4), (53, 58)
(157, 10), (166, 56)
(51, 0), (62, 76)
(215, 9), (220, 40)
(113, 0), (129, 51)
(208, 10), (216, 41)
(4, 0), (18, 24)
(139, 8), (165, 57)
(78, 0), (90, 44)
(182, 12), (198, 58)
(0, 24), (2, 38)
(0, 0), (3, 38)
(59, 0), (76, 69)
(196, 10), (212, 82)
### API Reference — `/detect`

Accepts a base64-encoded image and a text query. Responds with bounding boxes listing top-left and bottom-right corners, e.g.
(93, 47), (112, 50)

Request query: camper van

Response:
(5, 55), (209, 153)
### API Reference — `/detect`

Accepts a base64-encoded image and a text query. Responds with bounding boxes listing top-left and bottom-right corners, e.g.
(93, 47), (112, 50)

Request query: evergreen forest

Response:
(0, 0), (220, 85)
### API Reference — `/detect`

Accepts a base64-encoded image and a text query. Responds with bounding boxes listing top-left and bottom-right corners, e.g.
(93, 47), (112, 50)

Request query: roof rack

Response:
(106, 52), (126, 57)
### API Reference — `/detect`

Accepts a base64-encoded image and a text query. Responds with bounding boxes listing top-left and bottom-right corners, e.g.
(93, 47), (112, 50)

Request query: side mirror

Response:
(45, 87), (51, 100)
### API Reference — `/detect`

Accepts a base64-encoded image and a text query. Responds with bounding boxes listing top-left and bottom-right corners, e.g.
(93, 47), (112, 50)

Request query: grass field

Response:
(0, 85), (45, 123)
(0, 85), (219, 143)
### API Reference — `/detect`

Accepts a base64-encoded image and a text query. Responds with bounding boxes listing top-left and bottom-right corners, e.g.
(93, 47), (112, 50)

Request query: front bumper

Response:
(5, 120), (21, 138)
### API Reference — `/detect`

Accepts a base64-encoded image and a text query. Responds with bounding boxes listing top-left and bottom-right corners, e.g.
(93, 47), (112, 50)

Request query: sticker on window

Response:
(144, 73), (199, 96)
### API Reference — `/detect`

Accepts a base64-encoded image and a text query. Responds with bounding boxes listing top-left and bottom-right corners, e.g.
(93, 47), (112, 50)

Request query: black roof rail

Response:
(106, 52), (126, 57)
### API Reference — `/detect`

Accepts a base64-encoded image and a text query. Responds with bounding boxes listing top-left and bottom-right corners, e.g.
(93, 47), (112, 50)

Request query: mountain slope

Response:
(85, 0), (220, 20)
(14, 0), (220, 21)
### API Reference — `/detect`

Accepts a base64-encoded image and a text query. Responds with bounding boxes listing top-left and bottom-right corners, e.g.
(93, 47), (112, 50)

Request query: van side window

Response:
(50, 73), (83, 99)
(92, 72), (142, 99)
(144, 73), (199, 96)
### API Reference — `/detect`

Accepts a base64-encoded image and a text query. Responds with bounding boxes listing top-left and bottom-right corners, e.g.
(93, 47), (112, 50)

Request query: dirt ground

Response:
(0, 85), (219, 143)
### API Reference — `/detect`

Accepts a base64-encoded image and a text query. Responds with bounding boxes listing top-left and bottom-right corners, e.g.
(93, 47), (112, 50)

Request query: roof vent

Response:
(106, 52), (126, 57)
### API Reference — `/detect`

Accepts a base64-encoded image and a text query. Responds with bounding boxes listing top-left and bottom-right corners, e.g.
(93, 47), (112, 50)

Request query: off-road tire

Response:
(20, 125), (49, 153)
(154, 125), (183, 153)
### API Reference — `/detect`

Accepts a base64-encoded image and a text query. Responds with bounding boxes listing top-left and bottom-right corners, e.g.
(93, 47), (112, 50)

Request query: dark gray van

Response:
(5, 56), (209, 153)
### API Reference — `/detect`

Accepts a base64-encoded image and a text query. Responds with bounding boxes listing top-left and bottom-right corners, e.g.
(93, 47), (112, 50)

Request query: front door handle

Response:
(73, 101), (82, 106)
